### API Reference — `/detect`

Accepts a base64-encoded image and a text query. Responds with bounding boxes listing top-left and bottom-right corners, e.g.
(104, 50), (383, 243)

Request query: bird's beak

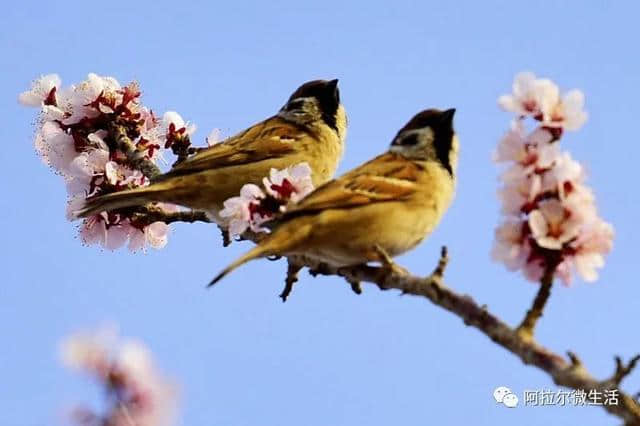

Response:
(440, 108), (456, 126)
(326, 79), (340, 103)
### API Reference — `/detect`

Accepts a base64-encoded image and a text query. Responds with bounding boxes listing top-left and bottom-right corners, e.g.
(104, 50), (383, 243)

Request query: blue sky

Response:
(2, 1), (639, 425)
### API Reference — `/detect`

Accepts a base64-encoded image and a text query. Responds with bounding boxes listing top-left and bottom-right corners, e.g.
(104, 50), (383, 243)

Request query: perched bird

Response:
(209, 108), (459, 286)
(74, 79), (347, 221)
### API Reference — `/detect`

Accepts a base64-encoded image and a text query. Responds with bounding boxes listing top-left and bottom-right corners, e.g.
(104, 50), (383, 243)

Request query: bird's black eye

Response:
(394, 134), (420, 146)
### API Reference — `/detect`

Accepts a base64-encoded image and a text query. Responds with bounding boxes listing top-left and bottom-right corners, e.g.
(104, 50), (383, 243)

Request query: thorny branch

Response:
(125, 208), (640, 425)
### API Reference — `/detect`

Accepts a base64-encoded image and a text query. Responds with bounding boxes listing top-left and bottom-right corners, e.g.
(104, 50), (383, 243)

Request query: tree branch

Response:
(516, 263), (556, 340)
(126, 209), (640, 425)
(130, 206), (211, 226)
(283, 249), (640, 425)
(280, 259), (303, 302)
(109, 123), (162, 180)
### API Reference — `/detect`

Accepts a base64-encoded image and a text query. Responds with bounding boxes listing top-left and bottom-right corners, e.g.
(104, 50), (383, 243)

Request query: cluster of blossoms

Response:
(19, 74), (197, 251)
(220, 162), (314, 237)
(60, 326), (178, 426)
(492, 72), (614, 284)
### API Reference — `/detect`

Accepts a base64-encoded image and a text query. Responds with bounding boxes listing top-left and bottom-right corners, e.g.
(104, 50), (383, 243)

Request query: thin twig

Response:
(219, 226), (231, 247)
(280, 260), (303, 302)
(516, 262), (557, 340)
(609, 355), (640, 386)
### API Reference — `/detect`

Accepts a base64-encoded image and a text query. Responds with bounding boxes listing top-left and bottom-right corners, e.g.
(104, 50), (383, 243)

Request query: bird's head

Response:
(389, 108), (458, 176)
(279, 79), (347, 141)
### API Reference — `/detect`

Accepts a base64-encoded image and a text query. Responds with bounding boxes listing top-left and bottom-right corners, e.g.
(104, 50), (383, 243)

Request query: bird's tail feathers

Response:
(207, 245), (271, 287)
(208, 224), (310, 287)
(71, 184), (174, 219)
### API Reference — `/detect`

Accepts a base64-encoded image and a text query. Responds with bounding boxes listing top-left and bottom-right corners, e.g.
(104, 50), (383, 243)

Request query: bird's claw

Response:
(373, 244), (407, 276)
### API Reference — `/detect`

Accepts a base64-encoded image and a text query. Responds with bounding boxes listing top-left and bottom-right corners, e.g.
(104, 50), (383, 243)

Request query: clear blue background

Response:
(2, 1), (639, 425)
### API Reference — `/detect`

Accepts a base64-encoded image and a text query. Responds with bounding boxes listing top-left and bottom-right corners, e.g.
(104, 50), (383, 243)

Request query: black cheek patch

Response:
(434, 129), (454, 176)
(319, 92), (339, 131)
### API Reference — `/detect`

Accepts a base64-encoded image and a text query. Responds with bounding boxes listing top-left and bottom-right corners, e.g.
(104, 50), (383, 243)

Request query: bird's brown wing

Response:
(282, 152), (420, 218)
(159, 116), (302, 178)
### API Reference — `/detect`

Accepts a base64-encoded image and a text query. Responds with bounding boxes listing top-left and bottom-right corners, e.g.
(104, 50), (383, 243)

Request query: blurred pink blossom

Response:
(542, 90), (588, 131)
(61, 326), (178, 426)
(498, 72), (560, 119)
(491, 220), (529, 271)
(498, 71), (587, 133)
(493, 73), (613, 284)
(528, 199), (581, 250)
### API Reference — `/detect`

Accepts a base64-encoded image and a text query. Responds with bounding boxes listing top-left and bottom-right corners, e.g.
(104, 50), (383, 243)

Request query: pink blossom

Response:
(38, 121), (76, 174)
(78, 214), (108, 246)
(495, 123), (557, 173)
(18, 74), (70, 121)
(78, 214), (132, 250)
(219, 184), (269, 237)
(128, 222), (170, 252)
(66, 196), (88, 221)
(493, 120), (528, 164)
(491, 221), (529, 270)
(161, 111), (197, 140)
(61, 326), (117, 374)
(220, 163), (316, 238)
(522, 258), (546, 282)
(18, 73), (61, 107)
(497, 172), (540, 215)
(539, 151), (583, 194)
(61, 326), (178, 426)
(263, 162), (314, 203)
(20, 73), (190, 253)
(542, 90), (588, 131)
(528, 199), (581, 250)
(63, 73), (123, 124)
(135, 108), (164, 161)
(493, 73), (612, 284)
(498, 72), (560, 118)
(66, 146), (110, 196)
(100, 221), (131, 251)
(162, 111), (196, 133)
(105, 161), (146, 187)
(34, 130), (49, 166)
(570, 219), (614, 282)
